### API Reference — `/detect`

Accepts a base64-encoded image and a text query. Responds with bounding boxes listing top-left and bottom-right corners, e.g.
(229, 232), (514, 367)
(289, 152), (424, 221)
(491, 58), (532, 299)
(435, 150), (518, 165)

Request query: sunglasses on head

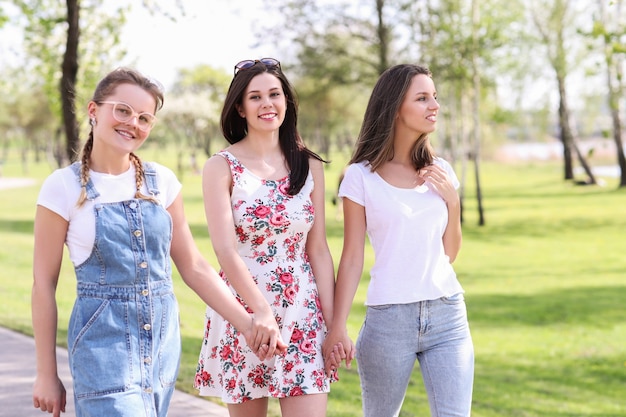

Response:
(234, 58), (281, 75)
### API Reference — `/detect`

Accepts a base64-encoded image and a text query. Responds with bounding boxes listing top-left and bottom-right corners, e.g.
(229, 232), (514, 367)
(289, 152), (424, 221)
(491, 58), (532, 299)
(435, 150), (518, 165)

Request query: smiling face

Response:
(237, 72), (286, 135)
(395, 73), (440, 139)
(88, 83), (157, 156)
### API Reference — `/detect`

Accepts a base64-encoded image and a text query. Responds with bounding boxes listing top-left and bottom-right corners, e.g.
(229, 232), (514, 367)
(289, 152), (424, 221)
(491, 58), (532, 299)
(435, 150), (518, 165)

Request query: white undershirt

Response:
(338, 158), (463, 305)
(36, 163), (182, 266)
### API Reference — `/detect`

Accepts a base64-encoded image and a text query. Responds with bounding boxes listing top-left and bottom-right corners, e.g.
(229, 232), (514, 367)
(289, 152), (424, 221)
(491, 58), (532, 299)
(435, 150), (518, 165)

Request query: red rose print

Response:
(290, 328), (304, 343)
(299, 340), (315, 354)
(284, 286), (296, 303)
(278, 183), (290, 195)
(220, 345), (232, 360)
(226, 378), (237, 390)
(270, 214), (287, 226)
(254, 205), (271, 217)
(279, 272), (294, 285)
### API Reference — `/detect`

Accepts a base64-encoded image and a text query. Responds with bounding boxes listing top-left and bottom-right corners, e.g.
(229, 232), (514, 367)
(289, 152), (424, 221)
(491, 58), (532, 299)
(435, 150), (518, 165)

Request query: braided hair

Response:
(76, 68), (164, 207)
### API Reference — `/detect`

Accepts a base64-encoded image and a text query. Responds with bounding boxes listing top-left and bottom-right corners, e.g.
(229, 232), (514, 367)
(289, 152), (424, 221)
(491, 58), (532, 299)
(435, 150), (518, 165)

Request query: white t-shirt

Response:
(37, 162), (182, 266)
(338, 158), (464, 305)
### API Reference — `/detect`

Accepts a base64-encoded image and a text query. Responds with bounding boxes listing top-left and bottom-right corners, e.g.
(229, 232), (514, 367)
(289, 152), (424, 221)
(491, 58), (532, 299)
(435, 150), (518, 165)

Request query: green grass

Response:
(1, 147), (625, 416)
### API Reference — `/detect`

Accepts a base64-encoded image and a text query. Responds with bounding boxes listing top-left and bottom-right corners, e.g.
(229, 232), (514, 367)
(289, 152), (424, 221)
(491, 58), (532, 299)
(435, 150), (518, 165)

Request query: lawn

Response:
(1, 147), (625, 416)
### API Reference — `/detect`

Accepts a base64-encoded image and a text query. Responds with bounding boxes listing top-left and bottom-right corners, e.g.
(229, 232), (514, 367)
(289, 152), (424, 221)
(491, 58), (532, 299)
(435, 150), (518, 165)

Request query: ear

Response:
(235, 104), (245, 118)
(87, 101), (98, 120)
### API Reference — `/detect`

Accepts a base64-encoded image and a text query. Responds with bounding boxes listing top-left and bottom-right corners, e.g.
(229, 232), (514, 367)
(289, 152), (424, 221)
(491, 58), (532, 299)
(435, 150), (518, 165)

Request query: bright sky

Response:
(118, 2), (279, 88)
(0, 2), (279, 89)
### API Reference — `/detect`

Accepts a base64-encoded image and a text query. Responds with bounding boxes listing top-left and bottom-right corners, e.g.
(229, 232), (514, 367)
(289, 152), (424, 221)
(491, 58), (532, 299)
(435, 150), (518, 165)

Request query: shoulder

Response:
(344, 161), (370, 178)
(433, 157), (459, 187)
(308, 157), (324, 172)
(433, 157), (455, 173)
(204, 151), (232, 173)
(40, 165), (79, 191)
(145, 161), (179, 183)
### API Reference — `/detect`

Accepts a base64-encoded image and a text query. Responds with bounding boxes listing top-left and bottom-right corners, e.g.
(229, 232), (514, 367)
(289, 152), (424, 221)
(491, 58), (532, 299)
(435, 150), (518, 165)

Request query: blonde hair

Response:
(76, 68), (164, 207)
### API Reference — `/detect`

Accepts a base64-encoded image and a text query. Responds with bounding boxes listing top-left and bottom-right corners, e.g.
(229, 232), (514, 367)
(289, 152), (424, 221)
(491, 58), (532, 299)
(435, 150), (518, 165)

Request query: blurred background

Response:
(1, 1), (625, 416)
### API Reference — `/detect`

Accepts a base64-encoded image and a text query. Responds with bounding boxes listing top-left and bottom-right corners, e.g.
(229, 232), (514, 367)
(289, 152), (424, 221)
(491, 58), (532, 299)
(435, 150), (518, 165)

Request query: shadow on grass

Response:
(474, 352), (626, 417)
(461, 214), (626, 241)
(467, 285), (626, 327)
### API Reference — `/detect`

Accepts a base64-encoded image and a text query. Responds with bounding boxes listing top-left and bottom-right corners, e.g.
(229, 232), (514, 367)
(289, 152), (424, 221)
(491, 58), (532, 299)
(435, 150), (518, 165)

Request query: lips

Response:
(259, 113), (278, 120)
(116, 128), (135, 139)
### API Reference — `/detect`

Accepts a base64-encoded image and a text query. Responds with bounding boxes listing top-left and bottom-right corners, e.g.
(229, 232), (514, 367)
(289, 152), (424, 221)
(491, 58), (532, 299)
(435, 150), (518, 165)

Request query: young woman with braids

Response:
(31, 67), (285, 417)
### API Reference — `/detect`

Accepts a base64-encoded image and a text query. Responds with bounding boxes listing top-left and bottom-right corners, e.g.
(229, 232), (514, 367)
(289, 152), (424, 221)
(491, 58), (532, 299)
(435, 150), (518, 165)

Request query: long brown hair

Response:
(350, 64), (435, 171)
(76, 68), (164, 207)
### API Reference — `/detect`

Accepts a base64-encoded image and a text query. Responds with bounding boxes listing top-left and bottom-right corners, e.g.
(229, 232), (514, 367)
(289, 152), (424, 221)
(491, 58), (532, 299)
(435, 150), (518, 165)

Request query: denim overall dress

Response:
(67, 162), (181, 417)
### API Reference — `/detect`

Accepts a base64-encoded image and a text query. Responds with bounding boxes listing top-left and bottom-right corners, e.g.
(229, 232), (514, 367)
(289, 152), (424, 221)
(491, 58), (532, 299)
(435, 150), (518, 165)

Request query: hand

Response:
(419, 164), (459, 205)
(322, 328), (355, 374)
(324, 342), (349, 377)
(33, 374), (66, 417)
(245, 310), (288, 360)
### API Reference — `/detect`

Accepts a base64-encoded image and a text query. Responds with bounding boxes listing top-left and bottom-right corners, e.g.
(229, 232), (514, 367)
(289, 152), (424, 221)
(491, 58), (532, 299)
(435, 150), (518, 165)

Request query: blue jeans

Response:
(356, 293), (474, 417)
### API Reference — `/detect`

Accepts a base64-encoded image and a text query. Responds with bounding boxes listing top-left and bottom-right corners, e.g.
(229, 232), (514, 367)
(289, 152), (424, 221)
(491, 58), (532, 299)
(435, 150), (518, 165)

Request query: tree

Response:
(8, 0), (129, 166)
(589, 0), (626, 187)
(60, 0), (79, 162)
(530, 0), (597, 184)
(6, 1), (184, 166)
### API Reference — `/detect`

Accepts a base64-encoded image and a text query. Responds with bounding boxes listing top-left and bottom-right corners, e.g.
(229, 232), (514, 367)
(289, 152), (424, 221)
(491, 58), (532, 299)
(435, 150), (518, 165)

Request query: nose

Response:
(126, 115), (140, 126)
(261, 96), (273, 107)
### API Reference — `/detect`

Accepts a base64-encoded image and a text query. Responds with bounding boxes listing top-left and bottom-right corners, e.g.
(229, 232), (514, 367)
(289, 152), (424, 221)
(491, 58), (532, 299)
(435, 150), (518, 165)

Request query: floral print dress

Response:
(195, 151), (334, 403)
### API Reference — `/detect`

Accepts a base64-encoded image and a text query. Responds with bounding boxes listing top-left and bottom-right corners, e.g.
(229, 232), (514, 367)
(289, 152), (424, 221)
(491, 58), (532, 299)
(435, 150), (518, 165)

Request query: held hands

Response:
(244, 309), (288, 361)
(322, 328), (356, 377)
(33, 375), (66, 417)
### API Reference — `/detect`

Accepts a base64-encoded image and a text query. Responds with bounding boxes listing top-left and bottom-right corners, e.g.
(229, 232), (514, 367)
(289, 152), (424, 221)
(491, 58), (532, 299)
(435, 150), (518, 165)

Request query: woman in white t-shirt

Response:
(323, 64), (474, 417)
(31, 68), (284, 417)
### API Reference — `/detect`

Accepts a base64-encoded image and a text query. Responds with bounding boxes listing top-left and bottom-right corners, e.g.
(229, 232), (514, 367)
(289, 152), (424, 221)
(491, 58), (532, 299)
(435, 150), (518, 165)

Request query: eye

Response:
(117, 104), (132, 115)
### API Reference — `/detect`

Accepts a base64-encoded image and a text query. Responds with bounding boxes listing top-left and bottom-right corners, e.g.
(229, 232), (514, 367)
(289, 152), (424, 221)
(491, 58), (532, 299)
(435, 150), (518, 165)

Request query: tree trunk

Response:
(471, 0), (485, 226)
(61, 0), (80, 163)
(375, 0), (389, 75)
(609, 105), (626, 187)
(556, 75), (574, 180)
(603, 0), (626, 187)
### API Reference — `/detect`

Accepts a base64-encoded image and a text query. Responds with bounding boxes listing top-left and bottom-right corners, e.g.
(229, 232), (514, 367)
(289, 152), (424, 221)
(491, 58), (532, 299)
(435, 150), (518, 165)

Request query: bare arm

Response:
(305, 159), (335, 326)
(201, 156), (285, 356)
(168, 193), (251, 335)
(322, 198), (365, 371)
(32, 206), (67, 417)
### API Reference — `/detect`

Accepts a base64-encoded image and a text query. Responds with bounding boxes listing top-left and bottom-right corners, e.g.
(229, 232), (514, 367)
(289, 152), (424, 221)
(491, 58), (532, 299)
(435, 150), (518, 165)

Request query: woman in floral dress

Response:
(194, 58), (338, 417)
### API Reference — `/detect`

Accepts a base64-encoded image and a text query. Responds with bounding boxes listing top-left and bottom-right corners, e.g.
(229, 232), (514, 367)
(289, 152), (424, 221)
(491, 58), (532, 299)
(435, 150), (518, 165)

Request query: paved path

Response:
(0, 326), (229, 417)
